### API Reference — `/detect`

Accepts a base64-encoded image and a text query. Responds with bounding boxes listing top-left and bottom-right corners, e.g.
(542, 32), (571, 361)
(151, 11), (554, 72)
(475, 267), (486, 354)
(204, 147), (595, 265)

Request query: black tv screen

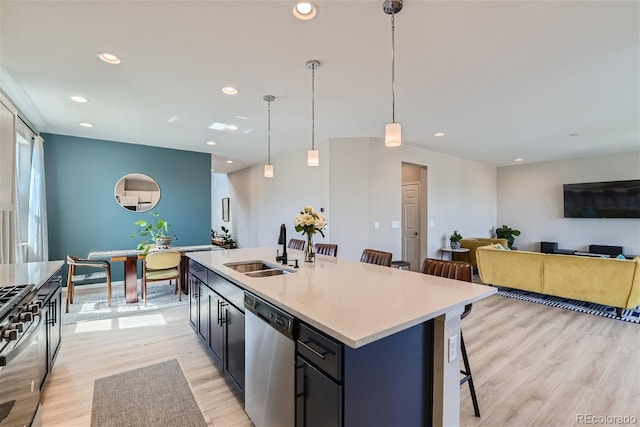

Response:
(563, 180), (640, 218)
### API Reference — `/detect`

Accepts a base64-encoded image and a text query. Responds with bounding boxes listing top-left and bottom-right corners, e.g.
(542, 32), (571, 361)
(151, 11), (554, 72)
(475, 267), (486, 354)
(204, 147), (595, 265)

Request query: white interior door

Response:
(402, 183), (420, 271)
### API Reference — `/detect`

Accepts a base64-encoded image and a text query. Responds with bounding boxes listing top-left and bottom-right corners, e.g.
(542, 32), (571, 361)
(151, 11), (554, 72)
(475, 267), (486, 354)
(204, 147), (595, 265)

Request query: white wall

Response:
(228, 137), (498, 262)
(211, 172), (230, 237)
(228, 140), (331, 251)
(497, 151), (640, 254)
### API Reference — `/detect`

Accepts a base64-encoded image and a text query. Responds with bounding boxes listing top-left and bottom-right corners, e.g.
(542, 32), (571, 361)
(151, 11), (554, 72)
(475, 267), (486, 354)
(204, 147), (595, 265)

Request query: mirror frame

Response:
(222, 197), (230, 222)
(114, 173), (161, 212)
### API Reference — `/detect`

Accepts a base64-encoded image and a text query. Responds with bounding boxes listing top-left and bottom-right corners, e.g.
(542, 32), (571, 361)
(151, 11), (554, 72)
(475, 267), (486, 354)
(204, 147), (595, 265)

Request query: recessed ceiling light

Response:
(168, 115), (178, 123)
(97, 52), (121, 64)
(514, 158), (524, 162)
(243, 128), (254, 134)
(70, 95), (89, 103)
(222, 87), (238, 95)
(227, 124), (238, 131)
(434, 132), (445, 137)
(226, 160), (233, 164)
(293, 1), (318, 20)
(236, 116), (248, 120)
(207, 141), (216, 146)
(80, 122), (94, 128)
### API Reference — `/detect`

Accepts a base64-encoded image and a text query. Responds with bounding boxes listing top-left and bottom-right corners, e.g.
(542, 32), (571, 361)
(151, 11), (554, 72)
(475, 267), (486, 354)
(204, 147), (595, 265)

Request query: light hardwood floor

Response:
(40, 304), (251, 427)
(41, 293), (639, 427)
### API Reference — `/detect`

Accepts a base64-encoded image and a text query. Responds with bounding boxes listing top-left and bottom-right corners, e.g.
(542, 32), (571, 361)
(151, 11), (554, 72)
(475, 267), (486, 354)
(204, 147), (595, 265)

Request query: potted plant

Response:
(220, 226), (236, 249)
(495, 224), (521, 249)
(449, 230), (463, 249)
(131, 212), (178, 254)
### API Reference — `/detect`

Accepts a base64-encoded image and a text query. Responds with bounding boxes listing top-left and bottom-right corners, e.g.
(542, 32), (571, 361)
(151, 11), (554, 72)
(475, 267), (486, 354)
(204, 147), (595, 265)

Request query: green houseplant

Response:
(220, 226), (236, 249)
(449, 230), (463, 249)
(131, 212), (178, 254)
(495, 224), (521, 249)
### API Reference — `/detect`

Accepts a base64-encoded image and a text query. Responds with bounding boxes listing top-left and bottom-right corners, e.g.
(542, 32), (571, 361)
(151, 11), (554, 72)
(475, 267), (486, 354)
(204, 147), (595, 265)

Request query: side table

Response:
(440, 247), (471, 263)
(391, 260), (411, 270)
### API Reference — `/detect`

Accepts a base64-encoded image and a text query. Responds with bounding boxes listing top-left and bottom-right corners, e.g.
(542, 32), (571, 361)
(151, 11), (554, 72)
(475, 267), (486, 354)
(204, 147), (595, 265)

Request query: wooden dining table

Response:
(88, 245), (221, 303)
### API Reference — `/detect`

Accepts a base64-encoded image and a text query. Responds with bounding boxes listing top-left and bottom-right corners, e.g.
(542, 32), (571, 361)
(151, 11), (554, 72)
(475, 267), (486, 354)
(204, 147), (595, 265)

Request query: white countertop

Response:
(187, 247), (496, 348)
(0, 261), (65, 289)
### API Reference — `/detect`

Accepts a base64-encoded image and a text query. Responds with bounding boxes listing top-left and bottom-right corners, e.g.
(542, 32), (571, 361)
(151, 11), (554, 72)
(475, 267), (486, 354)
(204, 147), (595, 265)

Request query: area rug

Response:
(91, 359), (207, 427)
(496, 287), (640, 324)
(62, 282), (188, 325)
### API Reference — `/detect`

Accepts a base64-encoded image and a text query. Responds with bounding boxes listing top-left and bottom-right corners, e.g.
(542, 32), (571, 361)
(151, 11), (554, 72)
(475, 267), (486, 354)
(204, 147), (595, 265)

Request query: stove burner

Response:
(0, 285), (35, 321)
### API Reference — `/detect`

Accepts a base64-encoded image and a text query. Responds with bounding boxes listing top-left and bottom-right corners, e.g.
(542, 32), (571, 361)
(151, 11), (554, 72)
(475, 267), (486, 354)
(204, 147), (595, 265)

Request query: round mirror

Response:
(114, 173), (160, 212)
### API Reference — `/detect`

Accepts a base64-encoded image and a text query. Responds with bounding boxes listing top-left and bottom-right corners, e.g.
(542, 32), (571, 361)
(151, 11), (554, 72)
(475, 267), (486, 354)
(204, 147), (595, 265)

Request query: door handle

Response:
(298, 340), (327, 359)
(414, 232), (418, 236)
(218, 301), (228, 325)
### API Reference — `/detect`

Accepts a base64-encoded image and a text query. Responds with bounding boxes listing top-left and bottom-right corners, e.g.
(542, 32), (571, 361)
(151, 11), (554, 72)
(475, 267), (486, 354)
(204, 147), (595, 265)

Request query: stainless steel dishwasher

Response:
(244, 292), (295, 427)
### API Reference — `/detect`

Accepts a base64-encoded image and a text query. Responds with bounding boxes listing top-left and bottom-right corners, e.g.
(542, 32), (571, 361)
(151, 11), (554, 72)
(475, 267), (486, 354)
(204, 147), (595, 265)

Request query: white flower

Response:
(294, 205), (327, 237)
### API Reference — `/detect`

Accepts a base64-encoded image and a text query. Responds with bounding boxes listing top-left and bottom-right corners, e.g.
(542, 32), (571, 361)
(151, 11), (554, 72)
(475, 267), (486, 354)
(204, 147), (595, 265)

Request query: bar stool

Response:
(288, 239), (305, 250)
(315, 243), (338, 257)
(421, 257), (481, 417)
(360, 249), (392, 267)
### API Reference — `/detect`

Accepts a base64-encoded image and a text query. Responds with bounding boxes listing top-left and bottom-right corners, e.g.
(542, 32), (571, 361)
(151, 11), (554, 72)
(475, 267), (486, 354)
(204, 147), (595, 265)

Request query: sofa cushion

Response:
(460, 237), (509, 267)
(543, 255), (638, 308)
(476, 245), (544, 293)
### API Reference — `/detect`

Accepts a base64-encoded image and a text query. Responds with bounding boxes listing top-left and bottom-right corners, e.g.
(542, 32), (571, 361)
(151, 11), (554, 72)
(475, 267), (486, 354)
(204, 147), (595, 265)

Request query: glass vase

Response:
(304, 234), (315, 262)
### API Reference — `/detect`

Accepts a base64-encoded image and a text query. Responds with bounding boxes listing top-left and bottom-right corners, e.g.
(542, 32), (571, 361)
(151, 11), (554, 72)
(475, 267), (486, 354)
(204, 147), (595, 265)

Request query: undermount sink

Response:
(225, 261), (276, 273)
(224, 260), (294, 277)
(245, 269), (289, 278)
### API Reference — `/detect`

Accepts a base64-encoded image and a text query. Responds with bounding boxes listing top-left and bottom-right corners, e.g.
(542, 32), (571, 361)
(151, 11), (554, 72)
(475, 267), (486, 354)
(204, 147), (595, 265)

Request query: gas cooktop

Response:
(0, 285), (35, 321)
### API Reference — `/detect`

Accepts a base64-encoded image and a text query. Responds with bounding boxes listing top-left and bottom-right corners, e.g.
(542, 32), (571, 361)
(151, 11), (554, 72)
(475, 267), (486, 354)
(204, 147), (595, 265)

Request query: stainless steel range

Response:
(0, 284), (46, 427)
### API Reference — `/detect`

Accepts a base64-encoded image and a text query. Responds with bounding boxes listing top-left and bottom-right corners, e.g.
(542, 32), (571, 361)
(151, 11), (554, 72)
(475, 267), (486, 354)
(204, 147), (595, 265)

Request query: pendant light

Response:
(306, 59), (320, 166)
(383, 0), (403, 148)
(263, 95), (275, 178)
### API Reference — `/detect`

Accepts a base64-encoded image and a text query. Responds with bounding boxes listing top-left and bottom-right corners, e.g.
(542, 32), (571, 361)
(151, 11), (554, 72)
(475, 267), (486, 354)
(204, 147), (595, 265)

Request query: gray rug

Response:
(91, 359), (207, 427)
(62, 282), (187, 325)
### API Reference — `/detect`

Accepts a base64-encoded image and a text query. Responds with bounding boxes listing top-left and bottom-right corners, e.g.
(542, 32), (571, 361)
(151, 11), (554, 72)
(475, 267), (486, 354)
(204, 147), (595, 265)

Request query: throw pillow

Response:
(496, 244), (505, 250)
(616, 254), (626, 260)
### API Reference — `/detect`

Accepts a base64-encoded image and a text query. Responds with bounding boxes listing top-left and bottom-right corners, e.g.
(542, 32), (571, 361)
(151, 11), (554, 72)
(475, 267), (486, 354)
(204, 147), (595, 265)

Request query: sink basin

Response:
(224, 260), (294, 277)
(224, 261), (279, 273)
(245, 269), (289, 278)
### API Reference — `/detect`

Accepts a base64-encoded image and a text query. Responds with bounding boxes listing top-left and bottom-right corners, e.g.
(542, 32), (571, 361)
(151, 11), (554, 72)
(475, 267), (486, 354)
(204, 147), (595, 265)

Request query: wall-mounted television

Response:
(563, 179), (640, 218)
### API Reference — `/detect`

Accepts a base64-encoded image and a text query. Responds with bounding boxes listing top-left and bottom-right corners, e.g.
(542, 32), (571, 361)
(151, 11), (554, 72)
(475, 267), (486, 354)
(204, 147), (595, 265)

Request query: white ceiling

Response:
(1, 1), (638, 174)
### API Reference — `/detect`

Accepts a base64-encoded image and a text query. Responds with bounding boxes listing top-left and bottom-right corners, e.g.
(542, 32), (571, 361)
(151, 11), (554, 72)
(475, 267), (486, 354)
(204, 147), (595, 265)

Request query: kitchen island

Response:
(187, 247), (496, 427)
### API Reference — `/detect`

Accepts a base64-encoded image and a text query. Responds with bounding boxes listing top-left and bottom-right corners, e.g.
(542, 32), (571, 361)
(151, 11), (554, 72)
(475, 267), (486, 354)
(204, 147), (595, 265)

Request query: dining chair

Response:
(421, 257), (480, 417)
(66, 255), (112, 313)
(142, 251), (181, 306)
(360, 249), (392, 267)
(315, 243), (338, 257)
(288, 238), (306, 251)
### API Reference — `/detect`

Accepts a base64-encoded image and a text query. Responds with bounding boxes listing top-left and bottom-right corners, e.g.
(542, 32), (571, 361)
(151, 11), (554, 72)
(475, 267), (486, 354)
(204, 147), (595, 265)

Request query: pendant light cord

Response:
(267, 99), (271, 164)
(391, 13), (396, 123)
(311, 65), (316, 150)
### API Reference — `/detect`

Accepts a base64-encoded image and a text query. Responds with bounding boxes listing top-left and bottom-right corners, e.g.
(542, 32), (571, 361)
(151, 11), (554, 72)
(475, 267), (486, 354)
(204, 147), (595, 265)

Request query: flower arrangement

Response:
(294, 205), (327, 238)
(294, 206), (327, 262)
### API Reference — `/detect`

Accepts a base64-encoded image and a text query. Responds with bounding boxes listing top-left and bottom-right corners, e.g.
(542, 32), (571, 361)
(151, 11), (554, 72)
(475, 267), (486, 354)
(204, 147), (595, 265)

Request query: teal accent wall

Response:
(44, 133), (211, 282)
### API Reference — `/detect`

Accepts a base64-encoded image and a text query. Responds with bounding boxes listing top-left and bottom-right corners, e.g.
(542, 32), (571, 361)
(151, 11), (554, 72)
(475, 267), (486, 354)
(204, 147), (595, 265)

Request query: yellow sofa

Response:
(458, 238), (508, 268)
(476, 244), (640, 316)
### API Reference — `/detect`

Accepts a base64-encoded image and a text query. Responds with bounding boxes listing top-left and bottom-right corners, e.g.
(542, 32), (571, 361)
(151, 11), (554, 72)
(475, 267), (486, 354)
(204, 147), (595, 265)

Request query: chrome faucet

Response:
(276, 223), (288, 264)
